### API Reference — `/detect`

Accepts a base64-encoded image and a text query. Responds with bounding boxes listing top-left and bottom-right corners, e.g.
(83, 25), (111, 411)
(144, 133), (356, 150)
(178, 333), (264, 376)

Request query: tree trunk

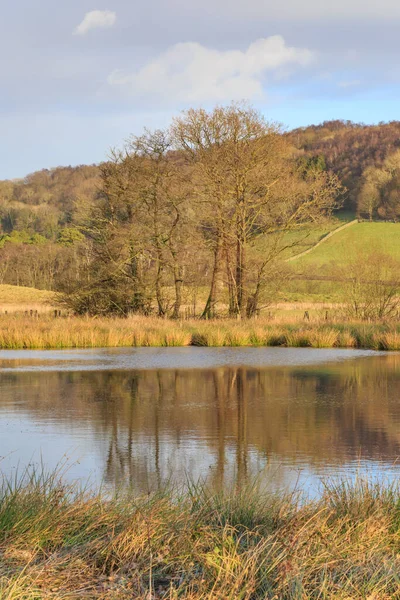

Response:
(202, 233), (222, 319)
(155, 259), (166, 317)
(154, 239), (167, 317)
(247, 265), (264, 318)
(172, 266), (183, 319)
(235, 213), (247, 319)
(225, 244), (237, 316)
(246, 293), (257, 319)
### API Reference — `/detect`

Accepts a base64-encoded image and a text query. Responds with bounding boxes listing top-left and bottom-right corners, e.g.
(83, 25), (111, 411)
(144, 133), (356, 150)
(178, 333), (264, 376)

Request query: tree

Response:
(125, 129), (193, 318)
(337, 249), (400, 320)
(172, 103), (342, 318)
(64, 131), (195, 317)
(358, 150), (400, 221)
(74, 153), (154, 316)
(56, 103), (342, 318)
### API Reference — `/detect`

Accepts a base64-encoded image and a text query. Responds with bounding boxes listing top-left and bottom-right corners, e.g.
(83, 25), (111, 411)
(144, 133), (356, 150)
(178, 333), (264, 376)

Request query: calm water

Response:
(1, 347), (400, 496)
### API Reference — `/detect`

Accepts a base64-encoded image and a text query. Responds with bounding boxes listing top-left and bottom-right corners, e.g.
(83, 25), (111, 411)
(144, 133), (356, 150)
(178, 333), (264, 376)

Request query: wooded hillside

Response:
(1, 115), (400, 306)
(2, 120), (400, 236)
(288, 119), (400, 213)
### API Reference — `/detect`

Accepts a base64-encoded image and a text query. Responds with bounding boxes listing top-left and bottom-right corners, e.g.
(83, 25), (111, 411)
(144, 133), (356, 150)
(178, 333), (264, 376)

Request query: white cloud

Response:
(107, 36), (315, 104)
(74, 10), (116, 36)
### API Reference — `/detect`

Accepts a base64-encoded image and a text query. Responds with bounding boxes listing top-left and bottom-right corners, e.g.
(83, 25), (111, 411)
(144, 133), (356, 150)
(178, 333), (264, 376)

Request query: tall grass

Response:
(1, 470), (400, 598)
(0, 314), (399, 350)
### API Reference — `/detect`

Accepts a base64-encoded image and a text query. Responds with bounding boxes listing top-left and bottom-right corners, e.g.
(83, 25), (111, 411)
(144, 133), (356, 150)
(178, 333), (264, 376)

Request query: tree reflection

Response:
(1, 354), (400, 492)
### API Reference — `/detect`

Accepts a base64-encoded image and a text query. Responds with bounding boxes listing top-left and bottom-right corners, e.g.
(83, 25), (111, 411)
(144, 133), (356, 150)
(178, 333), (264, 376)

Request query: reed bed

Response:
(0, 314), (399, 350)
(1, 470), (400, 598)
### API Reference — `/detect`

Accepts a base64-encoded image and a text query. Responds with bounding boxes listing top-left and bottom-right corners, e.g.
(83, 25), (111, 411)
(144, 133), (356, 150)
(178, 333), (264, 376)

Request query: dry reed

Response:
(0, 314), (398, 350)
(1, 470), (400, 598)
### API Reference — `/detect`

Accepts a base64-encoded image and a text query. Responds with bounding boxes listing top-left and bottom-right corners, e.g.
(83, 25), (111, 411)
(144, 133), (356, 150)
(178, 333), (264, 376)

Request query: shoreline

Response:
(0, 315), (400, 351)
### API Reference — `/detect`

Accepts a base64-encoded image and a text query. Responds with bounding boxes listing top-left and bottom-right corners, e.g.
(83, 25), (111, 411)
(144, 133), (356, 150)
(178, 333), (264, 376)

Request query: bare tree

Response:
(172, 103), (342, 318)
(337, 249), (400, 320)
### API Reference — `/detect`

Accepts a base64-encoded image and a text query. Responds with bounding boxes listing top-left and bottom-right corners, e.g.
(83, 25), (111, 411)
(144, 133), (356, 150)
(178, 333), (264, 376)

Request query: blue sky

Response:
(2, 0), (400, 179)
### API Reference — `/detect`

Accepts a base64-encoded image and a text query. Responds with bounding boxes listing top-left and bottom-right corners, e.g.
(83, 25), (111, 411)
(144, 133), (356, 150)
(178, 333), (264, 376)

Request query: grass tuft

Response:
(1, 470), (400, 598)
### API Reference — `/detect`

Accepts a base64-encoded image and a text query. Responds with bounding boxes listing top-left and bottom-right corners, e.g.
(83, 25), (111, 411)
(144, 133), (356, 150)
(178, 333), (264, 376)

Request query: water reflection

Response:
(1, 350), (400, 495)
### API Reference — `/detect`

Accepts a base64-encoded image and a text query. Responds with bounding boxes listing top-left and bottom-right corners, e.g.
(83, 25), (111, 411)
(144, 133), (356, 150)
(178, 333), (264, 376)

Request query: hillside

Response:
(0, 164), (100, 239)
(0, 284), (56, 313)
(1, 120), (400, 238)
(277, 221), (400, 304)
(295, 222), (400, 268)
(288, 120), (400, 211)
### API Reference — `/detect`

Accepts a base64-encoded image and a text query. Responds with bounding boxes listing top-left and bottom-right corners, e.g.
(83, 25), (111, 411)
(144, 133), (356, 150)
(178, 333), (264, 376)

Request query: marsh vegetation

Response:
(1, 470), (400, 599)
(1, 313), (400, 350)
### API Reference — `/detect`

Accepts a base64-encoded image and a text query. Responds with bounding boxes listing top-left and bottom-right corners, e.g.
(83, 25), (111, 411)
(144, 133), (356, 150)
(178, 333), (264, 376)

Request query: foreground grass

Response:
(2, 471), (400, 598)
(1, 315), (400, 350)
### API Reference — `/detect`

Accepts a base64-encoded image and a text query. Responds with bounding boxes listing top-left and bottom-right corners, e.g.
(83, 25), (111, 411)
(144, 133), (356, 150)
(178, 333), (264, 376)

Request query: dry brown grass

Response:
(1, 471), (400, 599)
(0, 285), (56, 305)
(0, 285), (57, 317)
(0, 313), (398, 350)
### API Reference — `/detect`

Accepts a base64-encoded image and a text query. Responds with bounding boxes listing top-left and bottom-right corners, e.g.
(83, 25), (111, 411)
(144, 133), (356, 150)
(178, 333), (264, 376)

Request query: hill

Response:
(0, 164), (100, 239)
(288, 120), (400, 212)
(277, 221), (400, 304)
(295, 221), (400, 267)
(2, 120), (400, 238)
(0, 284), (56, 313)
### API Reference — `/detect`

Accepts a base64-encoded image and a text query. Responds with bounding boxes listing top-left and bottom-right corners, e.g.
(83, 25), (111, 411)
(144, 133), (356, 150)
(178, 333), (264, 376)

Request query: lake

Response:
(1, 347), (400, 496)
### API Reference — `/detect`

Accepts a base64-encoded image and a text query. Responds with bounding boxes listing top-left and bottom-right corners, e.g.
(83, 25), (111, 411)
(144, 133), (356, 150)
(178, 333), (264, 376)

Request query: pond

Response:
(0, 347), (399, 496)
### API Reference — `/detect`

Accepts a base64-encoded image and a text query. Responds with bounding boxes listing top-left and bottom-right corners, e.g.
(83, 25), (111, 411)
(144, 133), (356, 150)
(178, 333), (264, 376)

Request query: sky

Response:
(1, 0), (400, 179)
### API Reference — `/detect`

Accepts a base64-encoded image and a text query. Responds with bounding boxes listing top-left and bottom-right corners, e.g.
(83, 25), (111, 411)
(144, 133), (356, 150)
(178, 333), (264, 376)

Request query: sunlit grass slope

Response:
(296, 222), (400, 268)
(254, 220), (341, 260)
(0, 284), (56, 305)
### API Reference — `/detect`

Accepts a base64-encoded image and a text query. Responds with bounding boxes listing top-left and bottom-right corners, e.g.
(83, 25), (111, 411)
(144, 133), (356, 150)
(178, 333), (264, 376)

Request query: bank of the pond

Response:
(1, 473), (400, 598)
(0, 315), (400, 351)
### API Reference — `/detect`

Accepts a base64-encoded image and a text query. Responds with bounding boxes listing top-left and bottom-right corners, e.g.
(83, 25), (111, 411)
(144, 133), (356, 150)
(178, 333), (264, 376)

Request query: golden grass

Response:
(0, 303), (58, 316)
(2, 471), (400, 598)
(376, 331), (400, 351)
(336, 330), (358, 348)
(0, 313), (398, 350)
(0, 284), (56, 305)
(0, 285), (57, 318)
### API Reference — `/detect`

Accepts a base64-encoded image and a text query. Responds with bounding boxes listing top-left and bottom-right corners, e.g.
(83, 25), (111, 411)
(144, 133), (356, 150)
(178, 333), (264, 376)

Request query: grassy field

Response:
(0, 314), (400, 350)
(1, 470), (400, 598)
(277, 220), (400, 302)
(0, 285), (56, 315)
(253, 220), (342, 260)
(296, 221), (400, 268)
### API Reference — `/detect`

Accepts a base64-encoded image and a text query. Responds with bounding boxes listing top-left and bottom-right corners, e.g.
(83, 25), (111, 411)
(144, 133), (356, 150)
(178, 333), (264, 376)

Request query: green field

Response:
(253, 220), (342, 260)
(295, 222), (400, 268)
(274, 221), (400, 303)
